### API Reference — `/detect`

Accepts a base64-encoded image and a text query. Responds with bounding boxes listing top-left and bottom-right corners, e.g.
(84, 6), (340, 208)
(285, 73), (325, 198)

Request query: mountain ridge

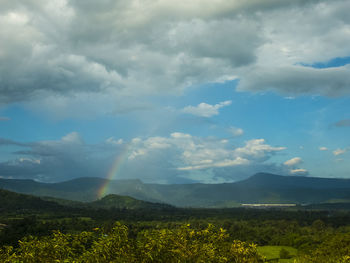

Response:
(239, 172), (350, 189)
(1, 173), (350, 207)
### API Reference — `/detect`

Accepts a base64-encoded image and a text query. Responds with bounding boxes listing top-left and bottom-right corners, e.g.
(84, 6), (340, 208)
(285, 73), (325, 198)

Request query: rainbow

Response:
(97, 143), (131, 199)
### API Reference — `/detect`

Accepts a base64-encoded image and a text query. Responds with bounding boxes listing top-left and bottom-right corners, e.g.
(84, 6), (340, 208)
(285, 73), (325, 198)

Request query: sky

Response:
(0, 0), (350, 184)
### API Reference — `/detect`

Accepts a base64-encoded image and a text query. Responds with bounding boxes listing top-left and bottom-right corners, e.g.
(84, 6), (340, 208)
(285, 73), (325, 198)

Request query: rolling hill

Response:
(89, 194), (172, 210)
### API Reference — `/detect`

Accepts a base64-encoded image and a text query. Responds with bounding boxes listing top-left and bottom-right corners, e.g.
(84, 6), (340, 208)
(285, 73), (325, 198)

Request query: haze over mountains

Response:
(1, 173), (350, 208)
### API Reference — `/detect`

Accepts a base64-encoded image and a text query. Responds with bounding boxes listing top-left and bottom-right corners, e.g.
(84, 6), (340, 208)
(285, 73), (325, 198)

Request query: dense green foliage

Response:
(297, 232), (350, 263)
(2, 219), (350, 262)
(0, 223), (264, 262)
(279, 248), (292, 259)
(2, 212), (350, 262)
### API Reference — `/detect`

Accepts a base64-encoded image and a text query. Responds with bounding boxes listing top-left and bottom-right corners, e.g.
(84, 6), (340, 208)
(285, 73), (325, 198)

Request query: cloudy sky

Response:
(0, 0), (350, 183)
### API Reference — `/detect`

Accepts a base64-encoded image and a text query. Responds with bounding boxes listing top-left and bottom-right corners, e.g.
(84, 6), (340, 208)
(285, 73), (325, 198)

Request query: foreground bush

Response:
(0, 223), (265, 262)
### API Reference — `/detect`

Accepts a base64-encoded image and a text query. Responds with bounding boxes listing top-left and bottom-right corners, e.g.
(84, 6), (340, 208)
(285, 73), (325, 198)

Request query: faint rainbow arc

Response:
(97, 143), (131, 199)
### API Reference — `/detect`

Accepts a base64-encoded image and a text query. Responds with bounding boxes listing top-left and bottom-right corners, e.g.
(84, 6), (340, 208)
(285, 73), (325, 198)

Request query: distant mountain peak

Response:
(241, 173), (286, 184)
(251, 172), (284, 178)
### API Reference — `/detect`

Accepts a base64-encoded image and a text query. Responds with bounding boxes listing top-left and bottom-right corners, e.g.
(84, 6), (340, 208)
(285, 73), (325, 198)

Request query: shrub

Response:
(279, 248), (291, 259)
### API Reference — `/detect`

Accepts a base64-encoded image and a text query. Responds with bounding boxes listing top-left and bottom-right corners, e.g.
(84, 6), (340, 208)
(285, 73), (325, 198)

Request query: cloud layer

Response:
(334, 119), (350, 127)
(1, 0), (350, 112)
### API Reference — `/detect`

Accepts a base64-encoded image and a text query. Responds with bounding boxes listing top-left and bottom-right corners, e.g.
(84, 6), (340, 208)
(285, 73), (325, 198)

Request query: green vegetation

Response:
(2, 187), (350, 261)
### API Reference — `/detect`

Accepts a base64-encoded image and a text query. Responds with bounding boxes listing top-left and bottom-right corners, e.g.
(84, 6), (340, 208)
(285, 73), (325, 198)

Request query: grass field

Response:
(257, 246), (298, 262)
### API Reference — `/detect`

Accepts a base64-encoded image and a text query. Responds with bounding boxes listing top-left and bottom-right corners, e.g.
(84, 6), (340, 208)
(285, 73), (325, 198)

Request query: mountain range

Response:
(1, 173), (350, 207)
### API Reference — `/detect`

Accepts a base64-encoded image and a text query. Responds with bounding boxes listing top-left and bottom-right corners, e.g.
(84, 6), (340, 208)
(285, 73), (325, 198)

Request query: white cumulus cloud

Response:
(228, 126), (244, 137)
(106, 137), (124, 145)
(284, 157), (303, 167)
(234, 139), (286, 160)
(178, 157), (249, 171)
(333, 148), (347, 156)
(182, 100), (232, 117)
(61, 132), (83, 144)
(290, 168), (308, 176)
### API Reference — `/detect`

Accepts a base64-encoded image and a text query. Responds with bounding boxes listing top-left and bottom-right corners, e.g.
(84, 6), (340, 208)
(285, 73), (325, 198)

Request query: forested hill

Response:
(0, 188), (172, 213)
(1, 173), (350, 207)
(89, 194), (173, 210)
(0, 188), (64, 212)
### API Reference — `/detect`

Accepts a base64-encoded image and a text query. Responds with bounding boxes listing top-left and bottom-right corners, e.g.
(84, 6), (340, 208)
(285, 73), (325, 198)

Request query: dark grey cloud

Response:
(334, 119), (350, 127)
(0, 117), (10, 121)
(0, 159), (44, 179)
(238, 65), (350, 97)
(0, 138), (27, 147)
(0, 133), (121, 182)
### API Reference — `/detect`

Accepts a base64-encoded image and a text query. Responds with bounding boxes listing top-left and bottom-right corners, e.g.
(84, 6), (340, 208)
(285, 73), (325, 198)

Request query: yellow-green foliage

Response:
(296, 233), (350, 263)
(0, 222), (265, 263)
(136, 224), (263, 263)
